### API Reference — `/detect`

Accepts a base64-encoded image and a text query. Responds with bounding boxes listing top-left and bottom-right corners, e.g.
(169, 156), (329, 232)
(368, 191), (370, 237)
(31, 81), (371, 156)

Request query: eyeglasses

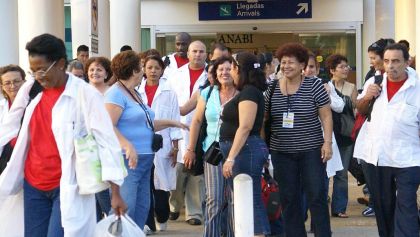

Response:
(337, 65), (351, 70)
(1, 79), (24, 88)
(28, 60), (57, 79)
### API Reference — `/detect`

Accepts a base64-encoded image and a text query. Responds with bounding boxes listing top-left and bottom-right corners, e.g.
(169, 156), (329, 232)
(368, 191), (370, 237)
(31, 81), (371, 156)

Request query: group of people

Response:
(0, 31), (418, 237)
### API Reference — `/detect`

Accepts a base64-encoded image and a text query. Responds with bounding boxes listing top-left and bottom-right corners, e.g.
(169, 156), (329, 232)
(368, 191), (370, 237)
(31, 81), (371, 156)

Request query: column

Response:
(18, 0), (65, 71)
(362, 0), (376, 85)
(70, 0), (90, 59)
(375, 0), (395, 39)
(98, 0), (110, 58)
(109, 0), (141, 57)
(395, 0), (416, 54)
(71, 0), (110, 58)
(0, 0), (19, 65)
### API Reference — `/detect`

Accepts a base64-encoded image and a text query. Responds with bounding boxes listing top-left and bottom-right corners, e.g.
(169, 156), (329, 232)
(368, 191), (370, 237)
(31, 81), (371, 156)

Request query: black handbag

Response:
(184, 86), (214, 176)
(203, 141), (223, 166)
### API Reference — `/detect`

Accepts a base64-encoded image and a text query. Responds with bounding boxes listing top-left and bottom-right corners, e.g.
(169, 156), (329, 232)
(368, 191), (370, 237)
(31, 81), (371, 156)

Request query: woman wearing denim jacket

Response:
(219, 52), (270, 236)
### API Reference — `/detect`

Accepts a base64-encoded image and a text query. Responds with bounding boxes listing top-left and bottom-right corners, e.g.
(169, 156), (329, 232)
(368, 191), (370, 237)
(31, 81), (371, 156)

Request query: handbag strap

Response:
(118, 81), (155, 131)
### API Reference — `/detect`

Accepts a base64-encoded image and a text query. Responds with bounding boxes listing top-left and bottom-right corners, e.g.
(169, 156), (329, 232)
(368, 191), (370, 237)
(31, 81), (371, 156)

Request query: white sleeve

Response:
(328, 82), (345, 113)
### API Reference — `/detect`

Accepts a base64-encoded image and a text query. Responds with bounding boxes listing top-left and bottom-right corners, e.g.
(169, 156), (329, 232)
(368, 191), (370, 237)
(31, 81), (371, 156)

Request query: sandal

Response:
(332, 212), (349, 218)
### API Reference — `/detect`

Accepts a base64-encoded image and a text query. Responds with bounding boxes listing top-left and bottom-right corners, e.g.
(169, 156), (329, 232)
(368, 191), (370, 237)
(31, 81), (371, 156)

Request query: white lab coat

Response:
(0, 97), (24, 237)
(167, 63), (207, 163)
(137, 78), (183, 191)
(0, 74), (126, 237)
(162, 53), (178, 79)
(354, 67), (420, 167)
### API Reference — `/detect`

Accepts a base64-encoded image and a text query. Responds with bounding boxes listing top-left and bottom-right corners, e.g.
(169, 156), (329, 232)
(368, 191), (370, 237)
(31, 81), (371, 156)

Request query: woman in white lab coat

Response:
(138, 55), (182, 231)
(0, 65), (26, 237)
(0, 34), (127, 237)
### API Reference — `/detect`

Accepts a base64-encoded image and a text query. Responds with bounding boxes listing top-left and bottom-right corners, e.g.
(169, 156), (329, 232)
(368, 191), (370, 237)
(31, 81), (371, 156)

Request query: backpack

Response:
(261, 168), (282, 221)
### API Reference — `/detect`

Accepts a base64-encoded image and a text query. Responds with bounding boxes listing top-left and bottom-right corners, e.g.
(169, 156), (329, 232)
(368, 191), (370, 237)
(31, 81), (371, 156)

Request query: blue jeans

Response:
(368, 165), (420, 237)
(220, 135), (271, 236)
(119, 153), (154, 229)
(331, 144), (354, 214)
(23, 180), (64, 237)
(271, 149), (331, 237)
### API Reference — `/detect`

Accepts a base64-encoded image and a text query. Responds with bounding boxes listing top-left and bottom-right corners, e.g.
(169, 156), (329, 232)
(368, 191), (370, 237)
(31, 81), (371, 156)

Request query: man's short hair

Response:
(77, 45), (89, 54)
(67, 60), (84, 72)
(210, 43), (228, 55)
(384, 43), (410, 61)
(120, 45), (132, 52)
(26, 33), (68, 67)
(398, 40), (410, 51)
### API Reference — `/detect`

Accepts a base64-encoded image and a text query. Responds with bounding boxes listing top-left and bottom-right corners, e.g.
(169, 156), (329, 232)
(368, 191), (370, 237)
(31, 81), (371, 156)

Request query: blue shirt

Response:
(200, 86), (221, 152)
(105, 84), (155, 154)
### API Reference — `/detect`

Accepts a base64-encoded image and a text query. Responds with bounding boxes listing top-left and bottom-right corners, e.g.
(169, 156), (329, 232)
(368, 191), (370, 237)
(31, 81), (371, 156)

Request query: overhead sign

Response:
(198, 0), (312, 21)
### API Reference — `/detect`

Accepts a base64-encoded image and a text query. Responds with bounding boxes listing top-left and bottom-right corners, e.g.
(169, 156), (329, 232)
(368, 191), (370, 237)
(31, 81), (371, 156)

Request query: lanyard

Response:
(285, 76), (303, 114)
(118, 81), (155, 131)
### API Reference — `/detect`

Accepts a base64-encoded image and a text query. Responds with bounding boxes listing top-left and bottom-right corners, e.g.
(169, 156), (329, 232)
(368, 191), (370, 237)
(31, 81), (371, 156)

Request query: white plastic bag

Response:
(94, 214), (145, 237)
(0, 191), (24, 237)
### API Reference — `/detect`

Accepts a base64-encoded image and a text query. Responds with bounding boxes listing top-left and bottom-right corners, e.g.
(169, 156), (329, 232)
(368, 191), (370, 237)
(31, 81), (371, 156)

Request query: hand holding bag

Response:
(74, 89), (110, 195)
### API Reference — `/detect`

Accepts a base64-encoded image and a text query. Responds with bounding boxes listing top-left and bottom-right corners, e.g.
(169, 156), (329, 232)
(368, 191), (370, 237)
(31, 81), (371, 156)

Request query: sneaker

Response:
(362, 207), (375, 217)
(157, 222), (167, 231)
(143, 225), (154, 235)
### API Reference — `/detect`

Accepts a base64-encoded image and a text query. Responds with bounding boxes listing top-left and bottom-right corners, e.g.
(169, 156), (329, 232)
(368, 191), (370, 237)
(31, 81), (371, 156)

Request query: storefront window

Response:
(155, 32), (356, 83)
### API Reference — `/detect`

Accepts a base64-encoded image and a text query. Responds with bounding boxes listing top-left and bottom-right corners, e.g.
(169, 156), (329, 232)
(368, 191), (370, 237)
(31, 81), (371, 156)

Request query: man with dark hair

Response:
(398, 39), (416, 69)
(209, 42), (229, 60)
(162, 32), (192, 79)
(120, 45), (132, 52)
(355, 43), (420, 237)
(76, 44), (89, 64)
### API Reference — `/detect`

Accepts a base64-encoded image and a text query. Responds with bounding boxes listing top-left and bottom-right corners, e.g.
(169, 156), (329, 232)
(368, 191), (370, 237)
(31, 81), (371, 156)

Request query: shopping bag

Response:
(94, 215), (145, 237)
(74, 89), (109, 195)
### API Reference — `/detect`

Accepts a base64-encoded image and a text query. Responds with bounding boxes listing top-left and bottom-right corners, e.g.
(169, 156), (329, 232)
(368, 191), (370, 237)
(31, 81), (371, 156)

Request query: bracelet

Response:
(173, 147), (179, 151)
(226, 158), (235, 163)
(324, 140), (333, 144)
(186, 148), (195, 153)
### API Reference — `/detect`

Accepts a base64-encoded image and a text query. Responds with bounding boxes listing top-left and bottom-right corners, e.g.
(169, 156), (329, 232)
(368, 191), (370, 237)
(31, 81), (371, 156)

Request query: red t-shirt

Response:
(25, 86), (65, 191)
(145, 84), (159, 107)
(387, 78), (407, 101)
(174, 54), (189, 68)
(189, 67), (204, 96)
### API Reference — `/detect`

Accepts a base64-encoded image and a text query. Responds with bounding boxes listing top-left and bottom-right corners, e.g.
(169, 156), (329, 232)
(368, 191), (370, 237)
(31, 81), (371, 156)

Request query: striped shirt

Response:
(264, 77), (330, 153)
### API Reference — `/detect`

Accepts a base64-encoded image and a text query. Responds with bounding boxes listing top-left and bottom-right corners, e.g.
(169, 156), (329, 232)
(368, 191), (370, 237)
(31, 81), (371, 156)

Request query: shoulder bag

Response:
(74, 88), (111, 195)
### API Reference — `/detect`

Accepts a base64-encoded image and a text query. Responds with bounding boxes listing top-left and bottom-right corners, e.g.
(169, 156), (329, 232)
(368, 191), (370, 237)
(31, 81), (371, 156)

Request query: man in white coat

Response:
(354, 43), (420, 237)
(162, 32), (192, 79)
(167, 40), (208, 225)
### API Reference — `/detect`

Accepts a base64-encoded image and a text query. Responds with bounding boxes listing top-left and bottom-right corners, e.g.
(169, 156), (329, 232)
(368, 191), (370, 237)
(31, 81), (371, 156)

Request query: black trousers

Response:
(146, 165), (170, 231)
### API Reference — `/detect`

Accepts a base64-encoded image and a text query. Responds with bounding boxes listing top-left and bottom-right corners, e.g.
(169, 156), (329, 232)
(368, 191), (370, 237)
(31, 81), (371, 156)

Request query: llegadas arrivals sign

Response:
(198, 0), (312, 21)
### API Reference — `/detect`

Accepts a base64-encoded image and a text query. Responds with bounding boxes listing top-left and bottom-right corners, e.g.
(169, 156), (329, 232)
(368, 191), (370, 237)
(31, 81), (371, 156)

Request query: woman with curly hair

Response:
(265, 43), (333, 237)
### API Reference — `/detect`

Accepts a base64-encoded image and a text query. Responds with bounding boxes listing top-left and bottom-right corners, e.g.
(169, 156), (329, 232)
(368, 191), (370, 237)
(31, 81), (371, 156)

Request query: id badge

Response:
(282, 112), (294, 128)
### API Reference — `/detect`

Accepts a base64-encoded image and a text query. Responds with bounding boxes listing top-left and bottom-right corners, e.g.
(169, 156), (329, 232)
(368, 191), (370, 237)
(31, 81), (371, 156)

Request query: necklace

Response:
(285, 75), (303, 96)
(219, 87), (236, 105)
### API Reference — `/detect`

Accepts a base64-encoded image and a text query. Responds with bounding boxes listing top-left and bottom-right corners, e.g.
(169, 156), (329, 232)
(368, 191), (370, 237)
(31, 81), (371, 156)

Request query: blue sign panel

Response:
(199, 0), (312, 21)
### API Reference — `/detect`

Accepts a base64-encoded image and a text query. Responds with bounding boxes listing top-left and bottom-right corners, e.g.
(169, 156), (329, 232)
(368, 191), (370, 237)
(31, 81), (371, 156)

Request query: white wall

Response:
(140, 0), (363, 26)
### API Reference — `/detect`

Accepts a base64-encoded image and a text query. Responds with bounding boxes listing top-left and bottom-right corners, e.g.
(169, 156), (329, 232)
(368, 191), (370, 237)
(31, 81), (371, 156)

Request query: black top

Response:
(264, 77), (330, 153)
(220, 85), (265, 140)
